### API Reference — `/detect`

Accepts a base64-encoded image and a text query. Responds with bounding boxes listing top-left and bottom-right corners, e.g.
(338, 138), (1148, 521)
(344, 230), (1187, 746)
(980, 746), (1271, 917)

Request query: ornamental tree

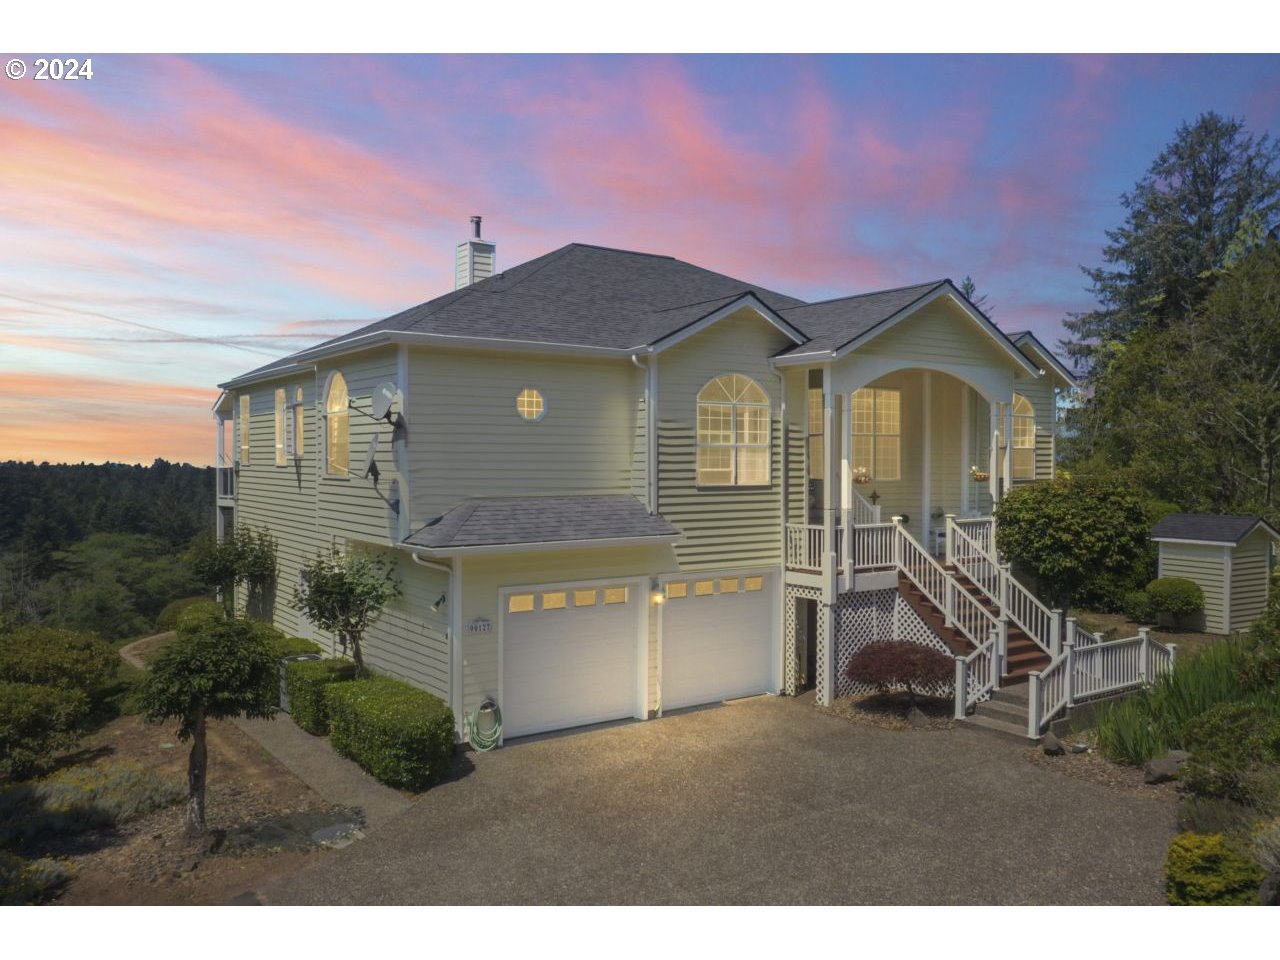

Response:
(140, 615), (278, 836)
(994, 473), (1149, 612)
(845, 641), (954, 706)
(292, 547), (400, 677)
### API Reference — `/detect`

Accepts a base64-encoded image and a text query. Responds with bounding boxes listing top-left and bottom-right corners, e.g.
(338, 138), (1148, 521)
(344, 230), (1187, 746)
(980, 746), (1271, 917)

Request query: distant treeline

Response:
(0, 460), (215, 639)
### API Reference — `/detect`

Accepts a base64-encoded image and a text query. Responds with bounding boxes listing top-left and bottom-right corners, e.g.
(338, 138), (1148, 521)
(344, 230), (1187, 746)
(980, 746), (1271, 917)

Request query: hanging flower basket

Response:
(969, 466), (990, 482)
(852, 467), (872, 485)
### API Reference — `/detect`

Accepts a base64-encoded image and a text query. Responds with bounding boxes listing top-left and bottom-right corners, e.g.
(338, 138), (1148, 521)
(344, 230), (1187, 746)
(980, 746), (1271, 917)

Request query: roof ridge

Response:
(567, 242), (676, 260)
(652, 291), (753, 313)
(780, 279), (947, 312)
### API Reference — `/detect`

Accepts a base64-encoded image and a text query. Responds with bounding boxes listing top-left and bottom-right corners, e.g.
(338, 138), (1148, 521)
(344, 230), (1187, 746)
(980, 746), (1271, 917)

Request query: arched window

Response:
(697, 374), (770, 487)
(999, 393), (1036, 480)
(324, 372), (349, 476)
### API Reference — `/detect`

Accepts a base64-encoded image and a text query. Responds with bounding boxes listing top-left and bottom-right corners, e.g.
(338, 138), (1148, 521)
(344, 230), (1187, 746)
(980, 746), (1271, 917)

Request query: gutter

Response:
(630, 349), (659, 514)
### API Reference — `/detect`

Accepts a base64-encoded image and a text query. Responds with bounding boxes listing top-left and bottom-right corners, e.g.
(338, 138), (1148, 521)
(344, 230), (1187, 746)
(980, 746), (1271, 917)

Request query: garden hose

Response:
(466, 697), (502, 752)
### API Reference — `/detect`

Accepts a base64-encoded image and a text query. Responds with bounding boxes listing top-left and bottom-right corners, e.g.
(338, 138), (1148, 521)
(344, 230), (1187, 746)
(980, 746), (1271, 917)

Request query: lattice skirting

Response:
(783, 584), (823, 697)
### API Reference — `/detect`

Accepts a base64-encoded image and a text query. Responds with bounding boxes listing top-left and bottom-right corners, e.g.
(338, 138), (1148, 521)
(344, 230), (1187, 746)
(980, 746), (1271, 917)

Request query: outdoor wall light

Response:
(431, 593), (447, 612)
(650, 577), (665, 604)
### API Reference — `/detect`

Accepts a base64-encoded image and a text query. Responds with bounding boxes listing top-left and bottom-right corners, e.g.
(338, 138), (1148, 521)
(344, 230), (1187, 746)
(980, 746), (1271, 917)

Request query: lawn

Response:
(1073, 609), (1228, 658)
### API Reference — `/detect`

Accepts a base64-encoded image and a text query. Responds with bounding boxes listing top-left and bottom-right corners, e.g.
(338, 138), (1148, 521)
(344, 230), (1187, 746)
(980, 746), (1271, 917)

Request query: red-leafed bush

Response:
(845, 641), (954, 704)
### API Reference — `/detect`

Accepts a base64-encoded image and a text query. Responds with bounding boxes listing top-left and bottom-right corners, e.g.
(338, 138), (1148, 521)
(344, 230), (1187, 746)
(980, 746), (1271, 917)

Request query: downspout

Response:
(631, 350), (658, 514)
(409, 550), (464, 735)
(771, 361), (788, 696)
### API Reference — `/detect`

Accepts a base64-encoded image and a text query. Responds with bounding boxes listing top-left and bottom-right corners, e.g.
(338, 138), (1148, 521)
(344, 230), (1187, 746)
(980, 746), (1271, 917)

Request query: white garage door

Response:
(502, 582), (641, 739)
(661, 572), (775, 711)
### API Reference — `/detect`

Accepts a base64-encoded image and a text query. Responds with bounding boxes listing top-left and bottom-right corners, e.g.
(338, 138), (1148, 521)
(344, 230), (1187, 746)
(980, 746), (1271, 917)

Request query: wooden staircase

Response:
(895, 569), (1052, 682)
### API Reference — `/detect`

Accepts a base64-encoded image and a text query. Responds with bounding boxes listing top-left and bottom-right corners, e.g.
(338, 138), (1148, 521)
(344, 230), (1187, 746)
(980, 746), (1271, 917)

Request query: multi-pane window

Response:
(806, 369), (824, 482)
(515, 388), (545, 421)
(325, 372), (349, 476)
(696, 374), (770, 486)
(274, 388), (287, 466)
(292, 386), (305, 457)
(851, 388), (900, 482)
(1009, 393), (1035, 480)
(238, 395), (251, 465)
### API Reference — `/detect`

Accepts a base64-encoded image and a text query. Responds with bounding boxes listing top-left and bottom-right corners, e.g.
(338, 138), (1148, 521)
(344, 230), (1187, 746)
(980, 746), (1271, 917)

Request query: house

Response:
(1151, 513), (1280, 634)
(212, 223), (1078, 743)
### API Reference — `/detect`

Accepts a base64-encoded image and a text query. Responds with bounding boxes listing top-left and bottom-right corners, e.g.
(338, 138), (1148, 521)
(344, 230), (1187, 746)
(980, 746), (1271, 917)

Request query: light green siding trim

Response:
(408, 348), (639, 523)
(1013, 376), (1057, 482)
(1230, 530), (1273, 631)
(1159, 542), (1227, 633)
(656, 309), (791, 570)
(857, 297), (1021, 372)
(459, 545), (675, 720)
(784, 369), (808, 525)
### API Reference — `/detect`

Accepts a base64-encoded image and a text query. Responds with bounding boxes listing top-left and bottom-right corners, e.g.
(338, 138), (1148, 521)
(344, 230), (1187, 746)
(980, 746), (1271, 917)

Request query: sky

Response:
(1, 53), (1279, 466)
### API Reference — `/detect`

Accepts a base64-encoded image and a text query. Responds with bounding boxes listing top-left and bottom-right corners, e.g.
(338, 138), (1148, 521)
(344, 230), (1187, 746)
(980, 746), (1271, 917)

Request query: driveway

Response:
(259, 695), (1174, 905)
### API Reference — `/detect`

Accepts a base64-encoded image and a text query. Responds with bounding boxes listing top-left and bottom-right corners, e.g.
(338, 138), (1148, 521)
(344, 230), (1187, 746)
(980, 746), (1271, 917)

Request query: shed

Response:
(1150, 514), (1279, 634)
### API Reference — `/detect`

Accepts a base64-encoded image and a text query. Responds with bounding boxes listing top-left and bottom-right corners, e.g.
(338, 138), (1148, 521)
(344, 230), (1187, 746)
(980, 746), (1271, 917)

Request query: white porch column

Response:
(988, 401), (1000, 503)
(819, 367), (841, 707)
(922, 371), (932, 551)
(959, 386), (970, 516)
(1002, 400), (1013, 495)
(840, 385), (852, 576)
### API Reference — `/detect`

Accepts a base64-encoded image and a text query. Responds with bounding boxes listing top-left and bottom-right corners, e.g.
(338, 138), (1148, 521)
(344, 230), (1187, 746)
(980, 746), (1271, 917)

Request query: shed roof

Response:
(1150, 513), (1280, 546)
(402, 494), (680, 554)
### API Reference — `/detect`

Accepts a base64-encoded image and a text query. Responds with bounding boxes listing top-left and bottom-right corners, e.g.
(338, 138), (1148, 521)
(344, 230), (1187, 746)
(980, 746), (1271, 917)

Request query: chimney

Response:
(455, 216), (496, 289)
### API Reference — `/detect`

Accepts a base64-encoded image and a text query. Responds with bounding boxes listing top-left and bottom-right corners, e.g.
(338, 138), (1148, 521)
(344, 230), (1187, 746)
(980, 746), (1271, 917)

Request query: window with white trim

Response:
(290, 385), (305, 457)
(696, 374), (770, 486)
(324, 372), (349, 476)
(851, 388), (900, 482)
(515, 387), (545, 422)
(238, 395), (251, 465)
(999, 393), (1036, 480)
(274, 388), (287, 466)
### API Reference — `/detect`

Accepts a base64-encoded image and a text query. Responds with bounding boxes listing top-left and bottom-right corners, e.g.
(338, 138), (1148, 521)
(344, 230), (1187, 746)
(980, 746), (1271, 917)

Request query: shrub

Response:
(285, 658), (357, 735)
(1255, 821), (1280, 878)
(174, 599), (226, 636)
(1146, 577), (1205, 623)
(0, 851), (71, 905)
(1177, 796), (1264, 837)
(845, 641), (954, 705)
(1123, 589), (1156, 624)
(325, 676), (456, 790)
(0, 762), (184, 847)
(1165, 832), (1264, 905)
(0, 626), (117, 700)
(1095, 694), (1170, 766)
(155, 596), (209, 632)
(273, 635), (323, 658)
(0, 682), (88, 780)
(1181, 702), (1280, 808)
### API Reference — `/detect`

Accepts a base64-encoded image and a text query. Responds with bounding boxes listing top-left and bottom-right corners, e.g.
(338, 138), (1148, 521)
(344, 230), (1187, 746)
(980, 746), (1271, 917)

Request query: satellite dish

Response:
(371, 382), (398, 421)
(362, 434), (381, 483)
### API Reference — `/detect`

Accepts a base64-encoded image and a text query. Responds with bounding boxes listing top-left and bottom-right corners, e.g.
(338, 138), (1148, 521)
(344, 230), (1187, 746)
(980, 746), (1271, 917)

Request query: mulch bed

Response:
(819, 692), (954, 731)
(1024, 731), (1180, 802)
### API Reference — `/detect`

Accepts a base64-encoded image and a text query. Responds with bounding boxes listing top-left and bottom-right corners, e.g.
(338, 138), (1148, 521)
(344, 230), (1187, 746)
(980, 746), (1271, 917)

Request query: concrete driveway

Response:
(259, 695), (1174, 905)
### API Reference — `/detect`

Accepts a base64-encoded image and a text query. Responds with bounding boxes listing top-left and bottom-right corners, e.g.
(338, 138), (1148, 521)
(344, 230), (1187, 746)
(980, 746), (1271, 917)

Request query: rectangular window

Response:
(274, 388), (287, 466)
(694, 579), (715, 596)
(290, 386), (305, 457)
(665, 582), (687, 599)
(807, 370), (824, 482)
(508, 594), (535, 613)
(541, 592), (566, 610)
(573, 589), (597, 607)
(744, 576), (764, 592)
(719, 577), (739, 594)
(851, 388), (900, 482)
(603, 586), (628, 605)
(238, 395), (251, 465)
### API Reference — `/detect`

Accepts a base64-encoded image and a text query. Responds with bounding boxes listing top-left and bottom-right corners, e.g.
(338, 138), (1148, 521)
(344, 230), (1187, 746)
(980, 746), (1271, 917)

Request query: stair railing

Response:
(954, 628), (1000, 719)
(893, 518), (999, 651)
(851, 488), (882, 526)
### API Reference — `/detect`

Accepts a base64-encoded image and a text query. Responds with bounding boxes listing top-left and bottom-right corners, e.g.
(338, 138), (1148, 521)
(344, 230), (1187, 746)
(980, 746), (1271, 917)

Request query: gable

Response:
(854, 294), (1033, 375)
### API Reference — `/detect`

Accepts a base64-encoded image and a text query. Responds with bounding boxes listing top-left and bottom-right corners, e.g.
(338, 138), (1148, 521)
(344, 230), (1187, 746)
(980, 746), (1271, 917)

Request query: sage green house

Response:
(212, 226), (1076, 745)
(1152, 513), (1280, 634)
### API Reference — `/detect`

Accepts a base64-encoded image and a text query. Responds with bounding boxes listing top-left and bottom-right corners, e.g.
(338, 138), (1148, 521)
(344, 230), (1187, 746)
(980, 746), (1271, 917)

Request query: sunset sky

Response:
(2, 53), (1279, 466)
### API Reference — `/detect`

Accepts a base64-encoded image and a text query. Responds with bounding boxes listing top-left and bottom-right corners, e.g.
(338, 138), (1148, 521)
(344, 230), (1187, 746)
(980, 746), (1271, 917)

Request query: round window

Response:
(515, 387), (545, 422)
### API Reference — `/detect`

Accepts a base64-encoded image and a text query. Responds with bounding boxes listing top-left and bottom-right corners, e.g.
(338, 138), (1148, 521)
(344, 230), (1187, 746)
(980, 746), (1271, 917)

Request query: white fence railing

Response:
(851, 489), (882, 526)
(954, 516), (994, 556)
(785, 524), (826, 571)
(1027, 624), (1177, 737)
(852, 523), (895, 569)
(954, 630), (1000, 718)
(895, 520), (999, 651)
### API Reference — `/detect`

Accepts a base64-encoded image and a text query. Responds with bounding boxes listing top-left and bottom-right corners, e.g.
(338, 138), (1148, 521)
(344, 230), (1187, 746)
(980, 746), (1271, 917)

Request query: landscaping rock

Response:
(1143, 757), (1180, 783)
(1042, 733), (1065, 756)
(1071, 743), (1089, 754)
(1166, 750), (1191, 763)
(906, 707), (930, 729)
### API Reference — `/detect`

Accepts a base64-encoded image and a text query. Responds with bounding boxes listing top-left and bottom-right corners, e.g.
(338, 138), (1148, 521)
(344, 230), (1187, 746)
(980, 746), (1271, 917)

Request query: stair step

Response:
(990, 680), (1030, 704)
(958, 712), (1032, 744)
(974, 697), (1026, 725)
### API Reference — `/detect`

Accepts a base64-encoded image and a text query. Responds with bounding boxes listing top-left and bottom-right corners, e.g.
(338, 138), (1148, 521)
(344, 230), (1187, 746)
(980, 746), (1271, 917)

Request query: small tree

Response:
(845, 641), (954, 707)
(237, 526), (278, 620)
(994, 473), (1149, 612)
(186, 530), (240, 616)
(139, 616), (278, 836)
(292, 547), (400, 677)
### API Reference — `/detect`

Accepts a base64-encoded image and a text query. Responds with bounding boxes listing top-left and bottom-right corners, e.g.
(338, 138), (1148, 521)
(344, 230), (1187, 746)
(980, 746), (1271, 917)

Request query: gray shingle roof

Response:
(1150, 513), (1280, 545)
(772, 281), (948, 357)
(403, 495), (680, 552)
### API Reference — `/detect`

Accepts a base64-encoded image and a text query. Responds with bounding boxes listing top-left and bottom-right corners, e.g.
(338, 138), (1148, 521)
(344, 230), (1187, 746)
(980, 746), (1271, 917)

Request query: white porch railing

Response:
(851, 522), (895, 569)
(954, 630), (1000, 718)
(851, 489), (882, 526)
(953, 516), (994, 556)
(894, 519), (999, 651)
(1026, 623), (1177, 737)
(785, 524), (826, 571)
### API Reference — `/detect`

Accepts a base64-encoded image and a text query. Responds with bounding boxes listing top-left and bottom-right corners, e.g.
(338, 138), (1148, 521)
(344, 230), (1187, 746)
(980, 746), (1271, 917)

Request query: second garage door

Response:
(502, 582), (641, 739)
(660, 572), (776, 711)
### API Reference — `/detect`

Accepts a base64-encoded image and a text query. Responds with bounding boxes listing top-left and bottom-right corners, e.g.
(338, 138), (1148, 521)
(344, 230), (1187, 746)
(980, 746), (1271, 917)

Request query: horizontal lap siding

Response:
(1015, 377), (1057, 482)
(355, 547), (450, 701)
(1230, 532), (1273, 631)
(657, 310), (791, 570)
(853, 370), (922, 540)
(929, 373), (963, 523)
(408, 349), (638, 522)
(784, 371), (807, 525)
(857, 299), (1017, 371)
(1159, 543), (1226, 633)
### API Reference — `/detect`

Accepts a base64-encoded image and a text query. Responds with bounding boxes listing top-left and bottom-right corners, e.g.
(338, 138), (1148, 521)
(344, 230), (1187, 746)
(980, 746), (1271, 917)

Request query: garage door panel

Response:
(662, 575), (774, 711)
(503, 584), (639, 739)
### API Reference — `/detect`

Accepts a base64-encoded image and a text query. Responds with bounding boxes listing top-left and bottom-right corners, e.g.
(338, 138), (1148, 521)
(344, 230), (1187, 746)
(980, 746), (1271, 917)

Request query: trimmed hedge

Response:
(154, 596), (210, 632)
(1165, 832), (1264, 905)
(1146, 577), (1204, 621)
(1123, 589), (1156, 624)
(273, 635), (324, 658)
(285, 658), (356, 735)
(174, 600), (227, 636)
(325, 676), (455, 790)
(0, 626), (117, 698)
(1181, 702), (1280, 808)
(0, 682), (89, 779)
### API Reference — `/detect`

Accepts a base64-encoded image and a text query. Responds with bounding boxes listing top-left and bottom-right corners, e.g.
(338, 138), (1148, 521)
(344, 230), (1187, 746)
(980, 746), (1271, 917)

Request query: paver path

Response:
(259, 695), (1175, 905)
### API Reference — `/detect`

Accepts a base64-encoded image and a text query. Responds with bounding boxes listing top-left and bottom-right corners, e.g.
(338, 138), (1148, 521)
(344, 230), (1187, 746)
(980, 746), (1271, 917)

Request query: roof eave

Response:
(398, 532), (681, 557)
(1013, 332), (1078, 389)
(646, 292), (808, 355)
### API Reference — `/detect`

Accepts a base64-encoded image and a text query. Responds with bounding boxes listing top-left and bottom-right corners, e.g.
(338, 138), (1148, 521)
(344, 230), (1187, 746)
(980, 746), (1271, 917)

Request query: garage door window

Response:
(720, 578), (739, 593)
(603, 587), (629, 605)
(508, 594), (535, 613)
(665, 582), (687, 599)
(694, 580), (715, 596)
(574, 589), (597, 607)
(744, 576), (764, 592)
(541, 592), (567, 610)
